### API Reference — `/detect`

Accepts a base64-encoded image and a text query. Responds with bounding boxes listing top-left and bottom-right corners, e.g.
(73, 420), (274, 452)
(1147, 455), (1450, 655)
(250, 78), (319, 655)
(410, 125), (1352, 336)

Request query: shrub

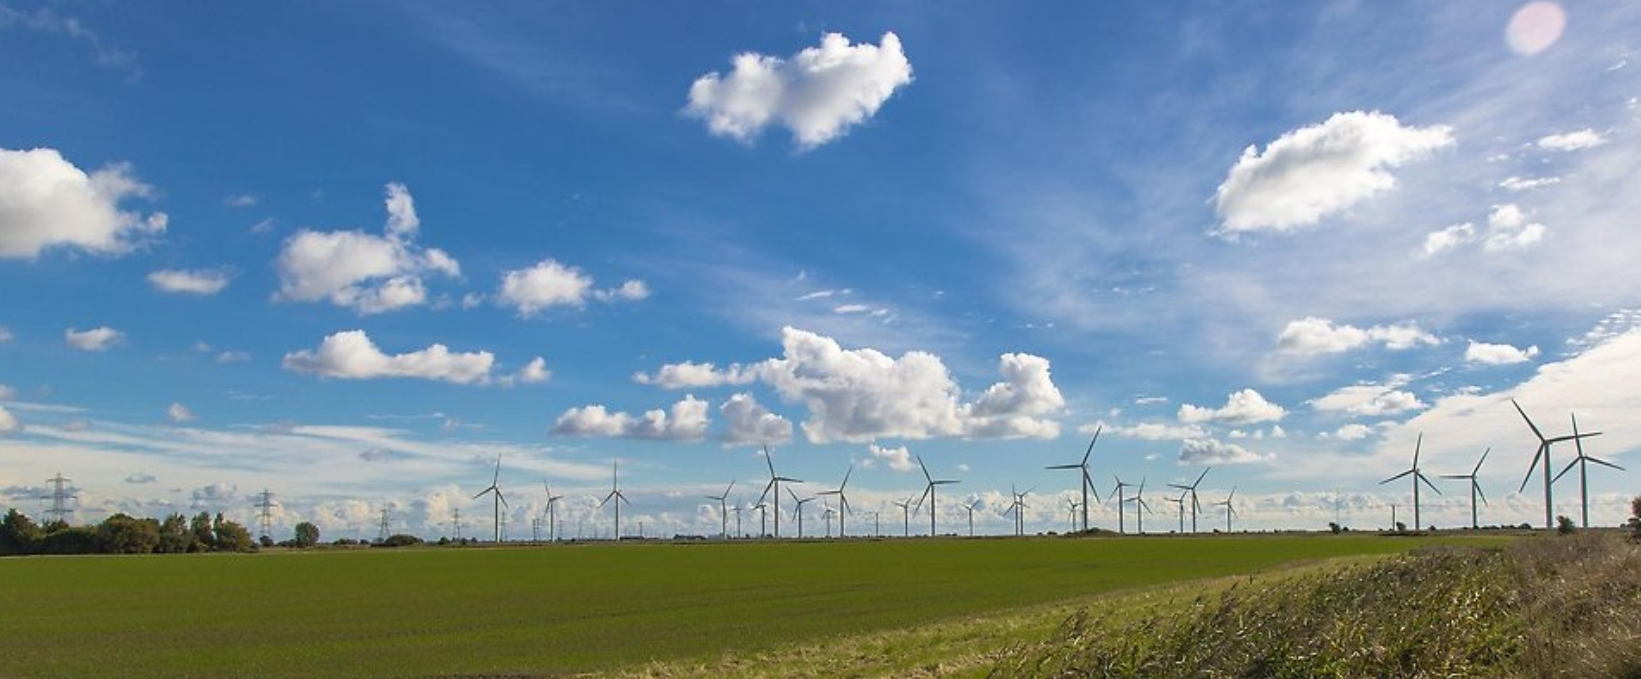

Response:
(1328, 522), (1341, 534)
(96, 514), (161, 554)
(1557, 515), (1576, 535)
(293, 521), (321, 548)
(378, 534), (424, 548)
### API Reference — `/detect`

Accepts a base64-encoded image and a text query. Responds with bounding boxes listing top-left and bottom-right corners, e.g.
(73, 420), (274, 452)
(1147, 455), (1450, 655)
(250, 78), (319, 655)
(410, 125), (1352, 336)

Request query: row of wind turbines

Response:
(1380, 400), (1624, 531)
(465, 399), (1625, 543)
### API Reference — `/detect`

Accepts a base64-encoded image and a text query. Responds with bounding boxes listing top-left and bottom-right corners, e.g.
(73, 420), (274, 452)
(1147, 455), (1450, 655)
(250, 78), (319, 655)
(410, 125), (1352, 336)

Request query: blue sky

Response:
(2, 1), (1637, 538)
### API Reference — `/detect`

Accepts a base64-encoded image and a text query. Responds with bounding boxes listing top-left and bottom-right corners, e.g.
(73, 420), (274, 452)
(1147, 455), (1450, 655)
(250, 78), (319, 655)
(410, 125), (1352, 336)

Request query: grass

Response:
(0, 533), (1506, 678)
(991, 532), (1641, 679)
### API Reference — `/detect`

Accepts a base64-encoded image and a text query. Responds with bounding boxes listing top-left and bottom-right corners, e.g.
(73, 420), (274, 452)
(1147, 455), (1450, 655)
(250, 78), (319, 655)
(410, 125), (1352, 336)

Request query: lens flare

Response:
(1506, 2), (1566, 56)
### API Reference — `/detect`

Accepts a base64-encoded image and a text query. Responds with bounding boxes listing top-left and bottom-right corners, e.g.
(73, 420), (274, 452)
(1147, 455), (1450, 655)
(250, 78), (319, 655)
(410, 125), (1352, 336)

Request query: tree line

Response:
(0, 509), (261, 556)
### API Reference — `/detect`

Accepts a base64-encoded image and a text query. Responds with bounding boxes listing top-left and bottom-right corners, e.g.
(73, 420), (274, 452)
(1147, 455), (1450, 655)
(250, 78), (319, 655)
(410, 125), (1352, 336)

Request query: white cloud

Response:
(64, 326), (123, 351)
(1465, 340), (1540, 365)
(1178, 438), (1269, 465)
(686, 32), (913, 149)
(867, 443), (916, 472)
(216, 351), (251, 364)
(496, 259), (647, 317)
(1276, 317), (1441, 356)
(1482, 204), (1546, 252)
(515, 357), (551, 384)
(1420, 223), (1476, 257)
(1178, 388), (1286, 425)
(275, 183), (459, 315)
(0, 405), (18, 434)
(0, 147), (165, 259)
(1498, 176), (1560, 191)
(382, 182), (418, 240)
(551, 396), (710, 441)
(755, 328), (1063, 443)
(1536, 128), (1606, 151)
(1333, 424), (1373, 440)
(1213, 111), (1454, 235)
(223, 193), (257, 208)
(0, 326), (12, 343)
(633, 361), (756, 390)
(1311, 377), (1428, 417)
(0, 383), (13, 400)
(166, 403), (195, 424)
(1086, 420), (1207, 441)
(720, 393), (792, 446)
(147, 268), (232, 295)
(282, 330), (495, 385)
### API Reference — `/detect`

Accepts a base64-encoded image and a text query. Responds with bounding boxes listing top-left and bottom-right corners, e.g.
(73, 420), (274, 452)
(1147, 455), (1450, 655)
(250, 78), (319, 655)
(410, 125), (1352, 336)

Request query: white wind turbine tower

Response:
(1045, 428), (1102, 533)
(472, 455), (508, 543)
(1554, 413), (1625, 528)
(1214, 487), (1238, 533)
(598, 460), (631, 540)
(755, 445), (802, 539)
(816, 466), (854, 537)
(1380, 434), (1439, 532)
(706, 480), (735, 539)
(1513, 399), (1601, 529)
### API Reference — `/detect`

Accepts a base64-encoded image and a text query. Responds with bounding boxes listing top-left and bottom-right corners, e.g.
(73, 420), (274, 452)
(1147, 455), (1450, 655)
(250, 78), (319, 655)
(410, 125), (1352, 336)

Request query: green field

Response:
(0, 534), (1505, 678)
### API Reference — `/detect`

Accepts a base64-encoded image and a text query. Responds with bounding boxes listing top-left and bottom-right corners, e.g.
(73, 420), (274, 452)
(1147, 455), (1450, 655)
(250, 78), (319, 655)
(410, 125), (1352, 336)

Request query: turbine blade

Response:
(1587, 457), (1625, 471)
(1193, 467), (1209, 488)
(1418, 473), (1442, 495)
(493, 455), (502, 485)
(1520, 443), (1545, 493)
(1380, 469), (1415, 485)
(1473, 448), (1490, 476)
(1413, 433), (1422, 468)
(917, 455), (933, 484)
(1474, 481), (1488, 507)
(1512, 399), (1545, 441)
(1571, 413), (1584, 458)
(1082, 427), (1100, 465)
(764, 445), (776, 476)
(1552, 458), (1579, 484)
(1085, 472), (1102, 503)
(841, 466), (852, 489)
(756, 480), (775, 507)
(1046, 464), (1081, 470)
(725, 479), (736, 496)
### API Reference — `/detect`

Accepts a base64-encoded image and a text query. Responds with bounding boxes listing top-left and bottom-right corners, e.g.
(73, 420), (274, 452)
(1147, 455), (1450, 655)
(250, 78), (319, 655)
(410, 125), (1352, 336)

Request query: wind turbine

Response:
(1554, 414), (1625, 528)
(471, 455), (508, 543)
(816, 466), (853, 537)
(1169, 491), (1187, 533)
(1064, 498), (1081, 533)
(1005, 486), (1034, 536)
(540, 481), (564, 542)
(893, 496), (914, 537)
(1514, 399), (1602, 529)
(1046, 427), (1102, 532)
(787, 487), (814, 539)
(1214, 487), (1238, 533)
(756, 445), (802, 539)
(755, 502), (769, 537)
(1109, 476), (1133, 534)
(730, 504), (745, 538)
(1123, 479), (1152, 534)
(962, 498), (980, 537)
(913, 455), (959, 537)
(1380, 434), (1440, 532)
(1167, 467), (1210, 533)
(822, 500), (837, 537)
(706, 480), (736, 539)
(1439, 449), (1490, 530)
(598, 460), (630, 540)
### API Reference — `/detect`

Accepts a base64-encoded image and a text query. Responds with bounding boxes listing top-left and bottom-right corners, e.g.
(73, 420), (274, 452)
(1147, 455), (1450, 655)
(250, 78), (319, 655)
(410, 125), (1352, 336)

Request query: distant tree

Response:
(1629, 496), (1640, 540)
(35, 525), (97, 554)
(1556, 515), (1576, 535)
(211, 513), (255, 552)
(0, 509), (40, 555)
(96, 514), (161, 554)
(1328, 522), (1342, 535)
(293, 521), (320, 548)
(259, 535), (275, 548)
(156, 513), (196, 553)
(379, 534), (423, 548)
(1395, 521), (1407, 533)
(190, 512), (216, 551)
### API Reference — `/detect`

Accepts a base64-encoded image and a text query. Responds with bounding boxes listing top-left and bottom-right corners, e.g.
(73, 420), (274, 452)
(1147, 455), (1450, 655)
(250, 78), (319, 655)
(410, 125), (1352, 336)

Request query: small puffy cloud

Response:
(275, 183), (459, 315)
(0, 147), (166, 259)
(551, 396), (710, 441)
(1333, 424), (1373, 440)
(190, 482), (239, 507)
(1465, 340), (1540, 365)
(686, 32), (913, 149)
(65, 326), (123, 351)
(516, 357), (551, 384)
(634, 361), (756, 389)
(1421, 223), (1475, 257)
(867, 443), (916, 472)
(720, 393), (793, 446)
(216, 350), (251, 363)
(0, 326), (11, 343)
(496, 259), (647, 317)
(0, 405), (18, 434)
(1179, 438), (1269, 465)
(282, 330), (495, 385)
(1482, 204), (1546, 252)
(1536, 128), (1606, 151)
(124, 473), (156, 484)
(1498, 176), (1560, 191)
(1178, 389), (1286, 425)
(0, 383), (13, 400)
(166, 402), (195, 423)
(223, 194), (257, 208)
(147, 268), (232, 295)
(1311, 378), (1427, 417)
(1086, 420), (1207, 441)
(1276, 317), (1440, 356)
(1213, 111), (1454, 235)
